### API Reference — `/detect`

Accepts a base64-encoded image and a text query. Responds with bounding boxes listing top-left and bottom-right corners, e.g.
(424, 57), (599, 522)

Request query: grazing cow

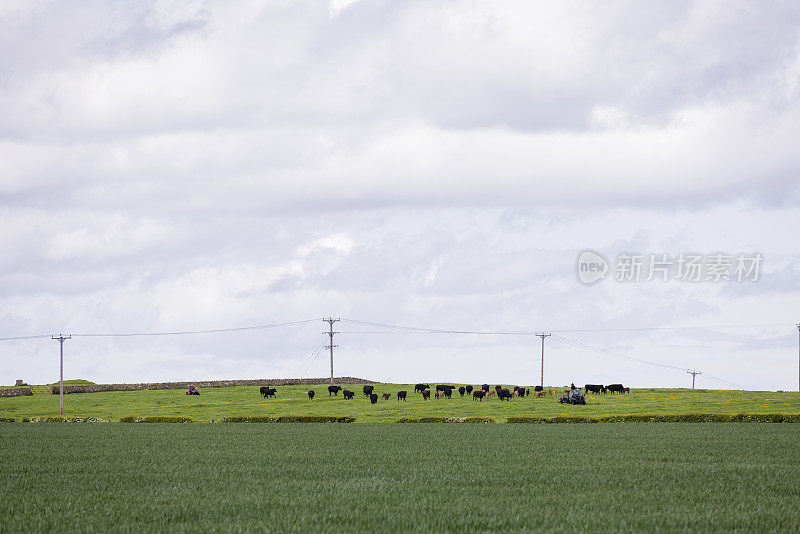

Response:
(495, 385), (502, 393)
(414, 383), (430, 393)
(343, 389), (354, 400)
(458, 386), (466, 397)
(422, 389), (431, 401)
(623, 387), (630, 394)
(397, 390), (407, 401)
(465, 385), (473, 395)
(606, 384), (624, 395)
(472, 390), (486, 401)
(328, 385), (342, 396)
(307, 390), (315, 400)
(363, 385), (374, 396)
(481, 384), (490, 392)
(382, 393), (391, 400)
(263, 387), (276, 398)
(526, 388), (530, 396)
(260, 386), (269, 398)
(585, 384), (605, 395)
(443, 388), (452, 399)
(370, 393), (378, 404)
(436, 385), (455, 394)
(534, 385), (543, 392)
(498, 388), (512, 401)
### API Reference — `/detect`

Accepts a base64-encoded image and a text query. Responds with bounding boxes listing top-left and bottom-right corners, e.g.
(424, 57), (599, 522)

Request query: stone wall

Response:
(50, 377), (377, 395)
(0, 387), (33, 397)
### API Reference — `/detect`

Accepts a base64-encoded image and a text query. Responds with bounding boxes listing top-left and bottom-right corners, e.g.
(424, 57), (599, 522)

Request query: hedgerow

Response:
(119, 415), (193, 423)
(29, 416), (108, 423)
(0, 417), (15, 422)
(219, 415), (355, 423)
(506, 413), (800, 423)
(396, 416), (498, 423)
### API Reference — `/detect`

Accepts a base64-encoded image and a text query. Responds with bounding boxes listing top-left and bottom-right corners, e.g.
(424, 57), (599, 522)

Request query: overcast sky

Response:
(1, 0), (799, 390)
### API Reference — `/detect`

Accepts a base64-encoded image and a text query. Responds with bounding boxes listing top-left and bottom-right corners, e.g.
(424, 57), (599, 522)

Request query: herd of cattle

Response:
(257, 383), (629, 403)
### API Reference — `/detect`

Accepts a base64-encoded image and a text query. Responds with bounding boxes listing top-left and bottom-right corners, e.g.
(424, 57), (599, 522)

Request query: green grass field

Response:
(1, 423), (798, 532)
(1, 383), (798, 422)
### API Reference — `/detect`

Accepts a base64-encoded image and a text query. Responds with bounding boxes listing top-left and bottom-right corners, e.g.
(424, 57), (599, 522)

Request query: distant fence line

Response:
(0, 377), (377, 397)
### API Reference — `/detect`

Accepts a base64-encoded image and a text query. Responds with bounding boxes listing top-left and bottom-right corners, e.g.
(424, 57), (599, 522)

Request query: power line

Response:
(548, 323), (794, 333)
(339, 318), (532, 335)
(69, 319), (322, 338)
(0, 334), (52, 341)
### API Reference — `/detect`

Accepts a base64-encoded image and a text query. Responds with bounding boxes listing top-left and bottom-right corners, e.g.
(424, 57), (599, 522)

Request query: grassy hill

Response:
(1, 383), (798, 422)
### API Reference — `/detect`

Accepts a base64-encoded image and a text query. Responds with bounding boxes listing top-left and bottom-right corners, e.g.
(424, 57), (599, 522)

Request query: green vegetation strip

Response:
(1, 424), (799, 531)
(219, 415), (355, 423)
(507, 412), (800, 423)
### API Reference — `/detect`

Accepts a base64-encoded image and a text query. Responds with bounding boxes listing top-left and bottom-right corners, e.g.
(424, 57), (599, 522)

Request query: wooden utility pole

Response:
(323, 318), (339, 384)
(535, 333), (551, 388)
(51, 334), (71, 415)
(687, 369), (701, 389)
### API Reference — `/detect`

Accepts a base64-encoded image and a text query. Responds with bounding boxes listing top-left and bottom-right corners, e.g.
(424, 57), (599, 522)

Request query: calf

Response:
(585, 384), (604, 394)
(472, 390), (486, 401)
(422, 389), (431, 400)
(414, 383), (429, 393)
(435, 390), (443, 399)
(363, 385), (374, 396)
(397, 390), (407, 401)
(307, 390), (315, 400)
(370, 393), (378, 404)
(465, 385), (473, 395)
(382, 393), (391, 400)
(525, 388), (530, 397)
(498, 388), (512, 401)
(623, 387), (630, 394)
(487, 389), (495, 397)
(343, 389), (354, 400)
(328, 385), (342, 396)
(458, 386), (466, 397)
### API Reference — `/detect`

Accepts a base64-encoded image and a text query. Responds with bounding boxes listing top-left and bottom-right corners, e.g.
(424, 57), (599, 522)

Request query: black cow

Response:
(414, 383), (430, 393)
(498, 388), (512, 401)
(443, 388), (452, 399)
(465, 385), (473, 394)
(534, 385), (543, 392)
(328, 385), (342, 396)
(606, 384), (624, 394)
(473, 390), (486, 401)
(481, 384), (490, 392)
(307, 390), (315, 400)
(495, 385), (502, 393)
(526, 388), (530, 396)
(369, 393), (378, 404)
(512, 386), (522, 396)
(363, 385), (374, 396)
(458, 386), (465, 397)
(343, 389), (354, 399)
(397, 390), (407, 401)
(585, 384), (605, 394)
(259, 386), (269, 398)
(436, 385), (455, 393)
(422, 389), (430, 400)
(263, 387), (276, 398)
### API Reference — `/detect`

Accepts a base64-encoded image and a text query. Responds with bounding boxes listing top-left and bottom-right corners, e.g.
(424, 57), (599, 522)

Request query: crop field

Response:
(1, 383), (798, 422)
(1, 423), (798, 532)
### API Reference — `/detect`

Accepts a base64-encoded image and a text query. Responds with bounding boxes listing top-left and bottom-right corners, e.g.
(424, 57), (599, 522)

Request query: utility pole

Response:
(51, 334), (71, 415)
(687, 369), (701, 389)
(796, 323), (799, 393)
(323, 318), (339, 385)
(535, 333), (551, 388)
